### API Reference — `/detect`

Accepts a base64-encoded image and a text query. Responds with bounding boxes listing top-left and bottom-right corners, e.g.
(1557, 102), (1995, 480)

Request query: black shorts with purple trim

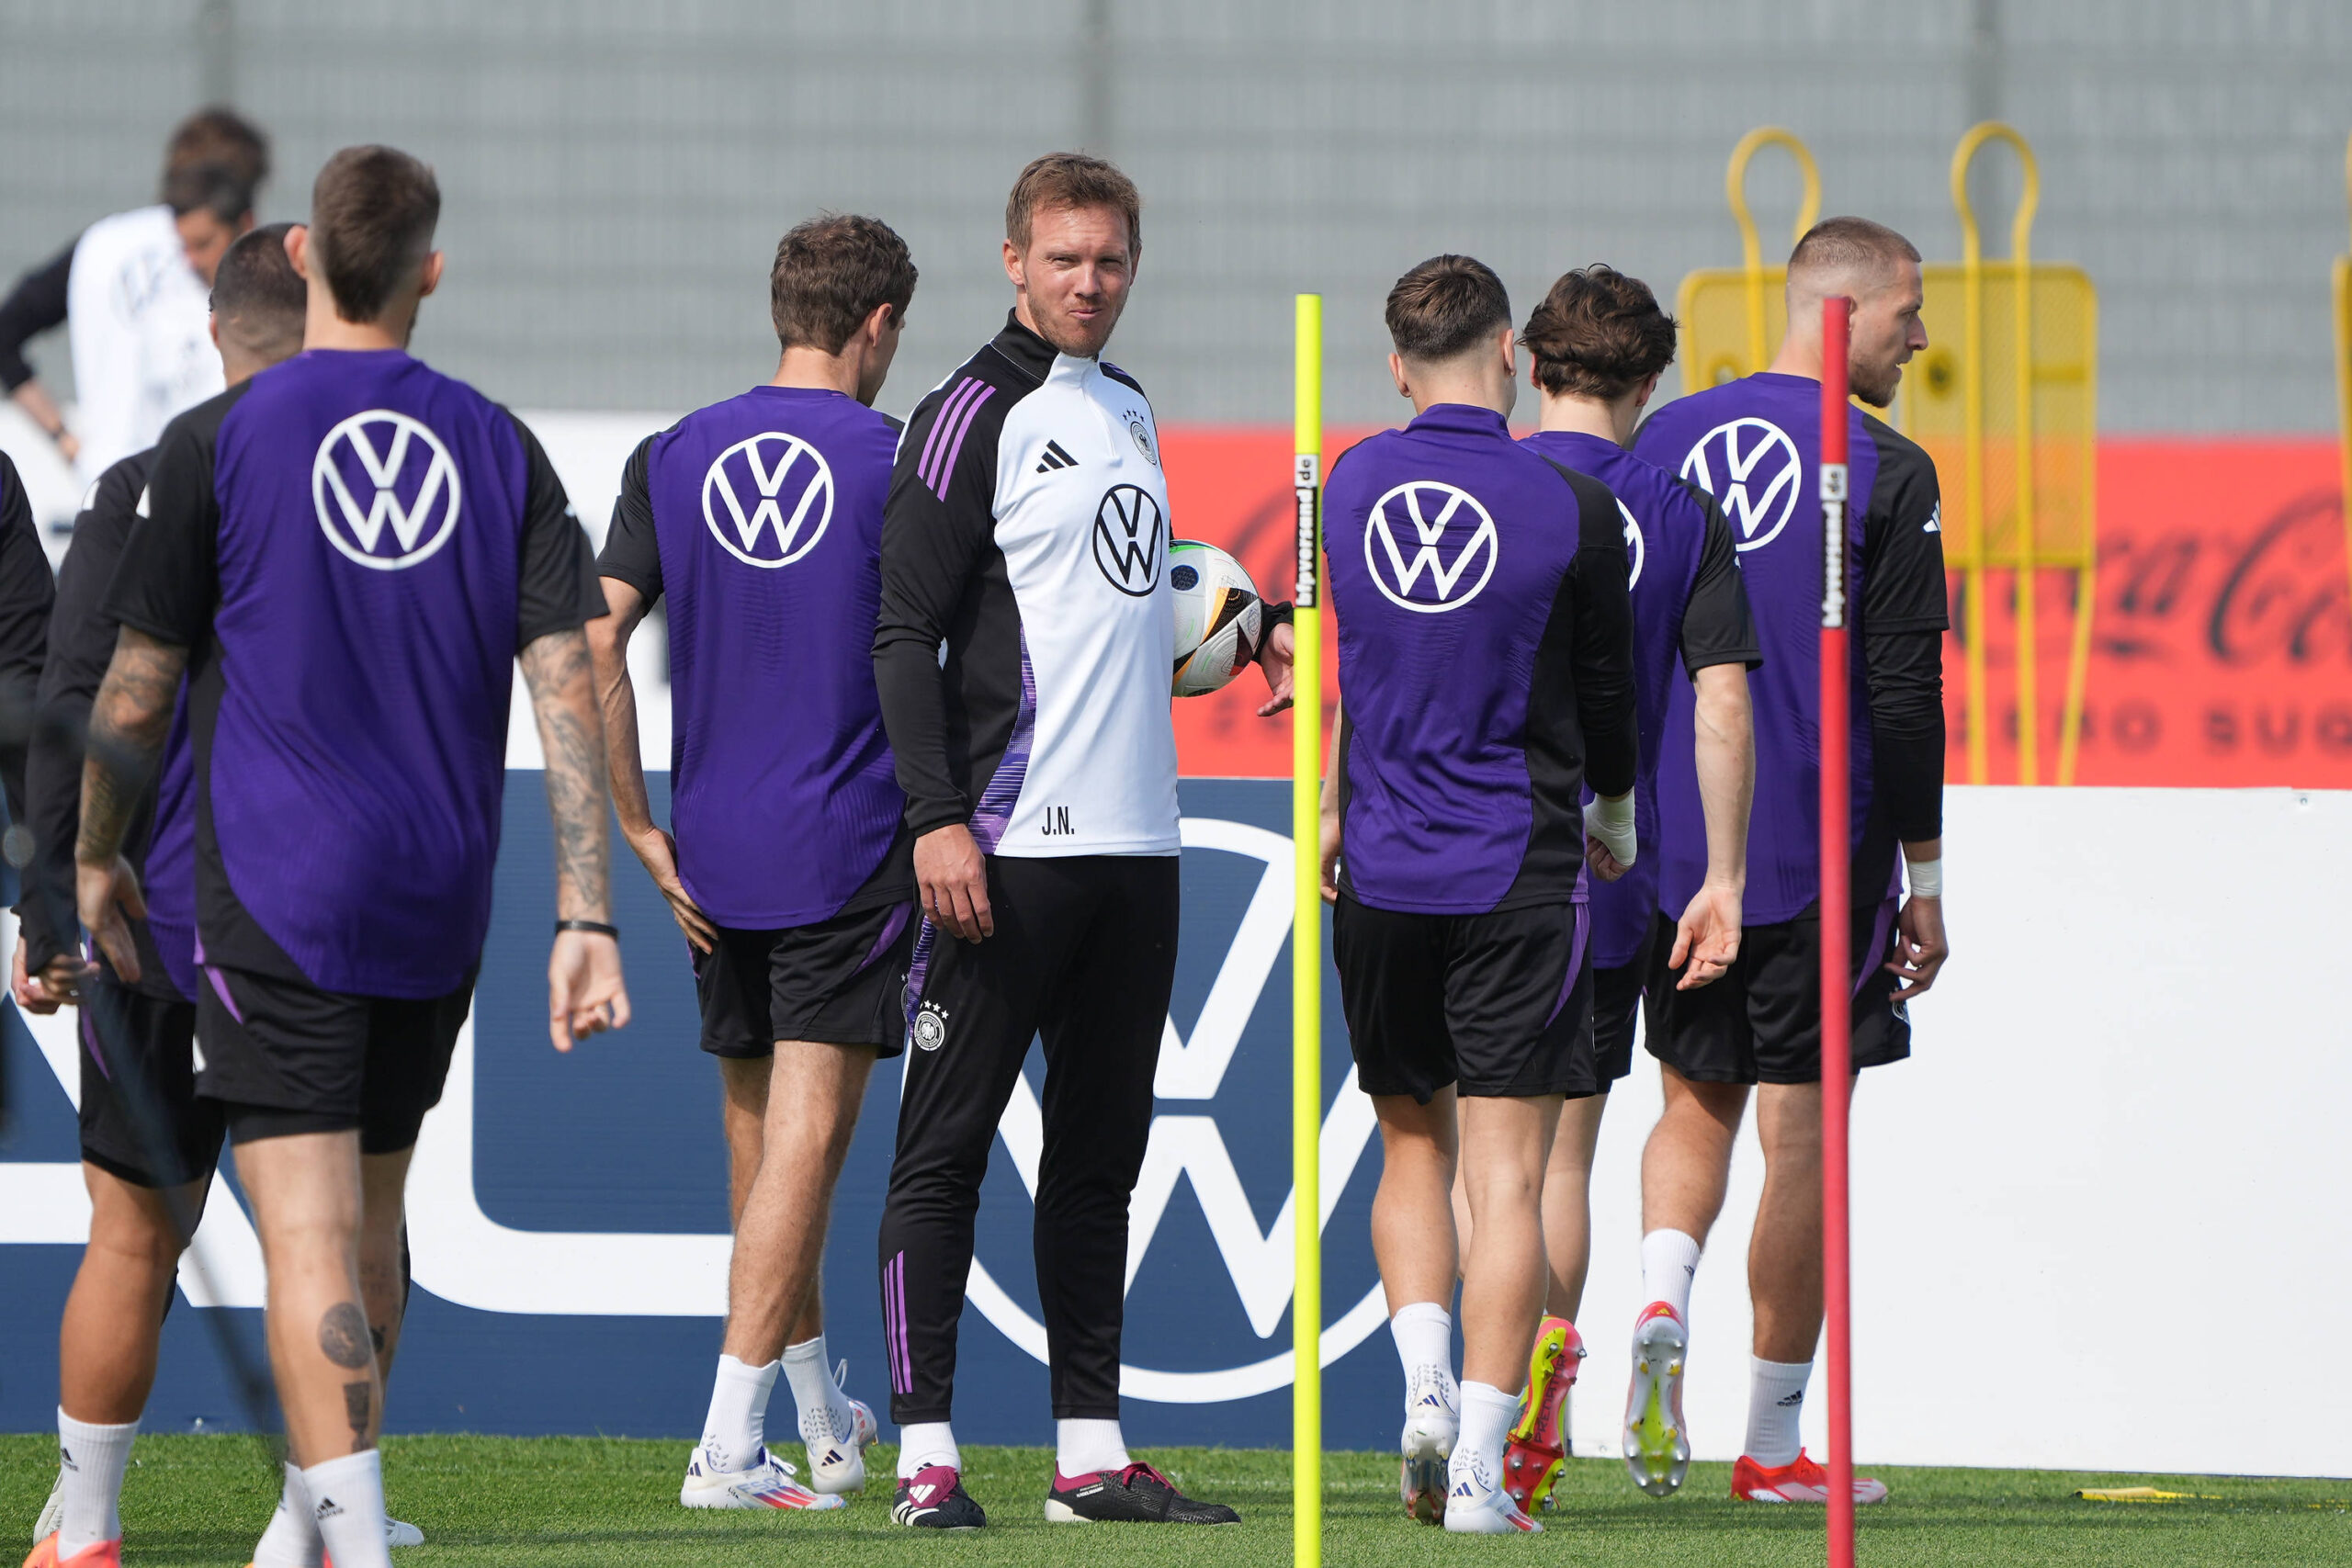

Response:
(1331, 893), (1599, 1103)
(1590, 914), (1657, 1088)
(77, 973), (217, 1188)
(1641, 898), (1912, 1086)
(692, 900), (916, 1058)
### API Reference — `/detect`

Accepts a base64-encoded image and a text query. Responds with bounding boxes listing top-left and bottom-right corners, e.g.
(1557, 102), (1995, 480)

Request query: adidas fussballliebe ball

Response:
(1169, 539), (1263, 698)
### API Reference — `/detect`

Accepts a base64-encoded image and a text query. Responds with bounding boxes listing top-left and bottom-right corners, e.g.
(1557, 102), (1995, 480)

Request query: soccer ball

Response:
(1169, 539), (1264, 697)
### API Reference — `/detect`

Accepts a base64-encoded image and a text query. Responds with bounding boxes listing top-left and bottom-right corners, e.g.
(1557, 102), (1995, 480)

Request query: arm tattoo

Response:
(78, 628), (188, 865)
(520, 627), (613, 922)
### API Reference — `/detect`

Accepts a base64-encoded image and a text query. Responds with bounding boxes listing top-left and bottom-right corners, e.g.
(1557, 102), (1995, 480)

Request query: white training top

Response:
(66, 205), (223, 489)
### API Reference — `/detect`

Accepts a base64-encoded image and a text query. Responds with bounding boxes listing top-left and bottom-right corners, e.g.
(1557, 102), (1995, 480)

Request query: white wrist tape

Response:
(1589, 793), (1636, 866)
(1905, 856), (1942, 898)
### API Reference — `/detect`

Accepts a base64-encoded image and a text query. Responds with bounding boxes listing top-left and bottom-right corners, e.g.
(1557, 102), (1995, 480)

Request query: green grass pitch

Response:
(5, 1435), (2345, 1565)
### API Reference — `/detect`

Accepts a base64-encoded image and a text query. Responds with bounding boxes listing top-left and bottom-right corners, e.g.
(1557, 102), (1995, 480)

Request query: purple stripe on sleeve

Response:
(1543, 902), (1593, 1031)
(967, 636), (1035, 853)
(204, 965), (245, 1025)
(919, 379), (982, 493)
(930, 383), (996, 500)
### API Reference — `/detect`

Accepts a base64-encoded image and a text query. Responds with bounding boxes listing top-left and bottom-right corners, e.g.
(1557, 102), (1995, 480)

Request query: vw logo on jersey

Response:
(1620, 499), (1646, 590)
(1364, 479), (1498, 614)
(1092, 483), (1164, 596)
(701, 432), (834, 569)
(1680, 417), (1802, 552)
(311, 410), (463, 571)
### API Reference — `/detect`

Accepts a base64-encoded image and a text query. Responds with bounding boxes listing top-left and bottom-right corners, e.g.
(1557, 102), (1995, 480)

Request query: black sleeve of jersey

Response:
(595, 434), (662, 604)
(510, 412), (607, 646)
(1859, 422), (1947, 843)
(875, 380), (1003, 837)
(0, 243), (73, 393)
(21, 457), (141, 966)
(107, 388), (243, 647)
(1559, 467), (1638, 799)
(1864, 627), (1944, 843)
(0, 454), (54, 831)
(1675, 485), (1761, 675)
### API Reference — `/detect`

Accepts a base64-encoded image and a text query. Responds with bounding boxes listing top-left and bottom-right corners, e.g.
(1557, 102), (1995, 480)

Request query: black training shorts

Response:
(195, 964), (475, 1152)
(1642, 900), (1911, 1086)
(693, 901), (915, 1058)
(78, 976), (217, 1188)
(1332, 894), (1598, 1103)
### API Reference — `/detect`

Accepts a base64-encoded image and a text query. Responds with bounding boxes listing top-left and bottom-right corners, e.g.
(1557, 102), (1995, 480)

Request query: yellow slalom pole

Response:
(1290, 292), (1324, 1568)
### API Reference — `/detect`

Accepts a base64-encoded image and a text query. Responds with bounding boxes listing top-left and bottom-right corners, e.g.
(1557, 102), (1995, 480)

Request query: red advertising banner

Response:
(1164, 429), (2352, 788)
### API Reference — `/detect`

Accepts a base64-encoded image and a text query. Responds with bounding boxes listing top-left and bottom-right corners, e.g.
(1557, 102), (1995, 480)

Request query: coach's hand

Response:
(1255, 621), (1296, 716)
(628, 825), (717, 953)
(1670, 880), (1742, 991)
(917, 823), (993, 942)
(1884, 894), (1948, 998)
(548, 930), (630, 1052)
(75, 855), (147, 985)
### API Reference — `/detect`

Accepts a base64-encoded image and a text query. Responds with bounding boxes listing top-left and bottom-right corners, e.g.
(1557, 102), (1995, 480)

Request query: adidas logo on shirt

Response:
(1035, 440), (1080, 474)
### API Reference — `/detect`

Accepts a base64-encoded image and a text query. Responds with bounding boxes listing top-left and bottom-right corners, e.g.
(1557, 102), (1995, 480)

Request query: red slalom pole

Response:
(1817, 295), (1857, 1568)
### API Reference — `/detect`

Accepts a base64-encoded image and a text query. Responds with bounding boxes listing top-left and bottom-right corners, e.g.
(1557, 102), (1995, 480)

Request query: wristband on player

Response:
(555, 919), (619, 939)
(1588, 791), (1636, 866)
(1261, 600), (1295, 626)
(1904, 857), (1942, 898)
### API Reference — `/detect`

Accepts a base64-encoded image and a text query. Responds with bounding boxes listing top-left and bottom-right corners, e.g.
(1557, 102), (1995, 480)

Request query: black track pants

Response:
(877, 853), (1178, 1424)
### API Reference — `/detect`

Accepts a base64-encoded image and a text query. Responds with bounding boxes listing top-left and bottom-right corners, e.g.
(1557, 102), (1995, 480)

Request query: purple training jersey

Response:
(108, 349), (605, 998)
(1521, 431), (1758, 969)
(1633, 372), (1947, 925)
(1323, 403), (1637, 915)
(600, 386), (909, 929)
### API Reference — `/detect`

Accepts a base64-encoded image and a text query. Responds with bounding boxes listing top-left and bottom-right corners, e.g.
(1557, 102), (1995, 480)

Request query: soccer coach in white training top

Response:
(871, 152), (1293, 1531)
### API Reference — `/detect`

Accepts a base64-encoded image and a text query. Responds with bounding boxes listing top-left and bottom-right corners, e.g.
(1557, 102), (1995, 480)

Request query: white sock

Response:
(250, 1462), (322, 1568)
(1448, 1382), (1519, 1489)
(700, 1354), (778, 1473)
(1744, 1357), (1813, 1466)
(781, 1335), (857, 1449)
(1055, 1418), (1131, 1477)
(302, 1450), (391, 1568)
(1389, 1302), (1454, 1393)
(897, 1421), (960, 1479)
(1640, 1229), (1702, 1320)
(55, 1409), (138, 1554)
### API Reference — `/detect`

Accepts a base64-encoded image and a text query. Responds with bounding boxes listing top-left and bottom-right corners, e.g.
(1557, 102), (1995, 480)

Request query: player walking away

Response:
(1321, 255), (1638, 1534)
(1453, 265), (1759, 1515)
(1626, 217), (1950, 1506)
(591, 214), (920, 1515)
(0, 108), (268, 494)
(74, 146), (628, 1568)
(872, 153), (1286, 1531)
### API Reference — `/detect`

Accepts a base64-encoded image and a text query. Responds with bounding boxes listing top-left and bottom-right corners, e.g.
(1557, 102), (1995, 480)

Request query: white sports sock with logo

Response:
(897, 1422), (960, 1479)
(700, 1354), (778, 1473)
(1447, 1381), (1519, 1492)
(1389, 1302), (1455, 1395)
(55, 1409), (139, 1555)
(250, 1461), (323, 1568)
(781, 1335), (857, 1450)
(1640, 1229), (1702, 1320)
(1744, 1357), (1813, 1466)
(1055, 1418), (1131, 1477)
(302, 1450), (392, 1568)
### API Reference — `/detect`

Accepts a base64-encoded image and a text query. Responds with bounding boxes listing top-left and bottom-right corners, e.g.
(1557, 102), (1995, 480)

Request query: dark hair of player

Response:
(162, 162), (259, 224)
(210, 222), (307, 359)
(1788, 215), (1922, 280)
(1385, 254), (1511, 365)
(163, 106), (270, 187)
(769, 214), (918, 355)
(308, 145), (442, 324)
(1006, 152), (1142, 254)
(1520, 265), (1679, 400)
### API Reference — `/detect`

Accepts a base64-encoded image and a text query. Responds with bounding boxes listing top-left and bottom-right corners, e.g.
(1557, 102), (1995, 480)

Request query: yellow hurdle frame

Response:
(1676, 127), (1821, 392)
(1290, 293), (1324, 1568)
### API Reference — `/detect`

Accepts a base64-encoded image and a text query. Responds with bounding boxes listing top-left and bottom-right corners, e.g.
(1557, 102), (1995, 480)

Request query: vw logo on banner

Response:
(702, 433), (834, 568)
(1364, 479), (1498, 613)
(1679, 417), (1802, 552)
(1621, 499), (1646, 590)
(312, 410), (463, 570)
(1093, 483), (1164, 595)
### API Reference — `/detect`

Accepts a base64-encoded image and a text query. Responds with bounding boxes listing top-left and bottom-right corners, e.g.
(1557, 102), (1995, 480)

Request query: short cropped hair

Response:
(309, 145), (441, 324)
(209, 222), (306, 359)
(1788, 216), (1921, 282)
(1385, 254), (1511, 365)
(1520, 265), (1679, 400)
(770, 214), (918, 355)
(1006, 152), (1141, 254)
(164, 107), (269, 187)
